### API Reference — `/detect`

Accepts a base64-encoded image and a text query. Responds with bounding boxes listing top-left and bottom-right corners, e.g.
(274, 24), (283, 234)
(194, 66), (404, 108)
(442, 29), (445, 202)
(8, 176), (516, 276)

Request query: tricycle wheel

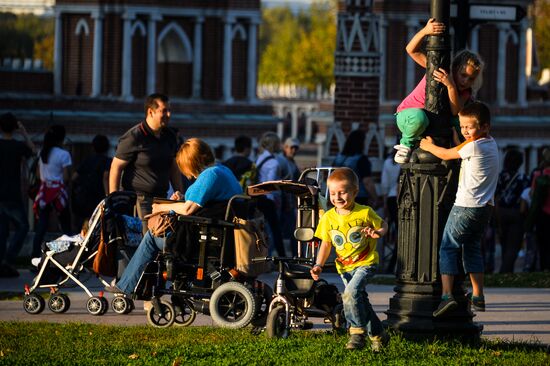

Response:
(266, 304), (289, 339)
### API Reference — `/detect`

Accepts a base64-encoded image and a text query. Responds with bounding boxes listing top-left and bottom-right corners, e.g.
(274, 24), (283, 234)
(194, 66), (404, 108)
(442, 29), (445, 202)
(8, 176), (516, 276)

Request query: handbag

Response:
(93, 209), (117, 276)
(146, 211), (178, 237)
(233, 213), (269, 277)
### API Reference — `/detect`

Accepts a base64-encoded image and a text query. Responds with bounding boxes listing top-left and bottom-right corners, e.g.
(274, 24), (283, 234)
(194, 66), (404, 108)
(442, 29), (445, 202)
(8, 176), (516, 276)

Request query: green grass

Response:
(368, 272), (550, 288)
(0, 322), (547, 365)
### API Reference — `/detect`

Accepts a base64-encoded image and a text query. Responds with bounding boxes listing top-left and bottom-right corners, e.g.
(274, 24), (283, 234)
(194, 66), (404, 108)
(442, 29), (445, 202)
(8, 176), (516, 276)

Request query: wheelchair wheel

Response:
(87, 296), (107, 316)
(111, 296), (133, 314)
(100, 297), (109, 315)
(23, 293), (45, 315)
(251, 282), (273, 327)
(48, 294), (71, 313)
(173, 298), (196, 327)
(146, 299), (175, 328)
(209, 282), (256, 329)
(266, 304), (289, 339)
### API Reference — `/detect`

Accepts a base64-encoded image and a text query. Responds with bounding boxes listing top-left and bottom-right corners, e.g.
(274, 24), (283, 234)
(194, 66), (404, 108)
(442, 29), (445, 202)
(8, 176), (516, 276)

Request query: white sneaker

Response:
(393, 144), (412, 164)
(31, 257), (41, 267)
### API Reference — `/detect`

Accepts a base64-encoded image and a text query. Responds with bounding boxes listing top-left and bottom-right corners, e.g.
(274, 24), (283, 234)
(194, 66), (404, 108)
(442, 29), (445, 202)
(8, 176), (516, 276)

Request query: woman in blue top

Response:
(106, 138), (242, 295)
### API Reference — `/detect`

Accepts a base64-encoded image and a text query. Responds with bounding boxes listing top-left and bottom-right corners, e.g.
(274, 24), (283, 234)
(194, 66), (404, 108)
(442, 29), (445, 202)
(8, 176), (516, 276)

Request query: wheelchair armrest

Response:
(176, 215), (234, 228)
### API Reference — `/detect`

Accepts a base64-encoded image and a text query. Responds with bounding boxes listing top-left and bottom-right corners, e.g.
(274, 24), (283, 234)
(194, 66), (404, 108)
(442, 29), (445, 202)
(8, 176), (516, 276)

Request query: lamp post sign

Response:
(469, 5), (518, 21)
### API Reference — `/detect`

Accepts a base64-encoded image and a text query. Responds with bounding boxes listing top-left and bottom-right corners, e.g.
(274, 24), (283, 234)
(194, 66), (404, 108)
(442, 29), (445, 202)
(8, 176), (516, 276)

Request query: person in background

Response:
(109, 93), (183, 235)
(333, 129), (379, 208)
(0, 113), (36, 277)
(380, 149), (401, 273)
(71, 134), (112, 232)
(281, 137), (301, 256)
(32, 125), (73, 258)
(528, 148), (550, 272)
(223, 135), (253, 183)
(255, 132), (286, 257)
(495, 149), (529, 273)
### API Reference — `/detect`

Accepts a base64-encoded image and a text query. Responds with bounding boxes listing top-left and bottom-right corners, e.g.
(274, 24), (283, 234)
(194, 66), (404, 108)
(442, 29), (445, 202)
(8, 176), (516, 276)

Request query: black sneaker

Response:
(345, 334), (366, 350)
(433, 296), (458, 317)
(104, 284), (125, 294)
(467, 292), (485, 312)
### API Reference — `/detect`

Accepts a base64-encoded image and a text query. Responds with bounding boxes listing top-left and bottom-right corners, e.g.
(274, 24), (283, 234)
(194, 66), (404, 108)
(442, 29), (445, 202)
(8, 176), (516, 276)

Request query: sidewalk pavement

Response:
(1, 270), (549, 345)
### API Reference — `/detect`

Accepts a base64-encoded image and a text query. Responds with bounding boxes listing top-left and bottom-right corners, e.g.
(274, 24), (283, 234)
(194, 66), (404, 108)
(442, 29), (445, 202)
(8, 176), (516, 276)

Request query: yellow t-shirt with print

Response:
(314, 203), (382, 274)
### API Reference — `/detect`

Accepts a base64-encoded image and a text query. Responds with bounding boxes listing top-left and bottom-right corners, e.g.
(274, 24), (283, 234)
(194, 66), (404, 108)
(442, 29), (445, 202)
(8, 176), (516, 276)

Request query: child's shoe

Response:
(433, 295), (457, 317)
(467, 292), (485, 312)
(393, 144), (412, 164)
(369, 331), (389, 353)
(345, 334), (366, 350)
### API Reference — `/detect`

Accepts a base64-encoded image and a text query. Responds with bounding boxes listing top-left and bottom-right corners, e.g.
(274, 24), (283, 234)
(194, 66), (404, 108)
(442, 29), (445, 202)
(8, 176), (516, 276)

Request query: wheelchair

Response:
(130, 195), (272, 329)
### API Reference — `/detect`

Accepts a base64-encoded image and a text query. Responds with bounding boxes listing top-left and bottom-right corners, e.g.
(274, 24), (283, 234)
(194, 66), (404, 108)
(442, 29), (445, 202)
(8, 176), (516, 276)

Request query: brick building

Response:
(0, 0), (278, 164)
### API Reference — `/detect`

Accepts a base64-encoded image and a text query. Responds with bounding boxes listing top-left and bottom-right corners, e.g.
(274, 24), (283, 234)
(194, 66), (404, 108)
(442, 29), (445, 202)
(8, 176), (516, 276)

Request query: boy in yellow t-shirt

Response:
(310, 168), (388, 351)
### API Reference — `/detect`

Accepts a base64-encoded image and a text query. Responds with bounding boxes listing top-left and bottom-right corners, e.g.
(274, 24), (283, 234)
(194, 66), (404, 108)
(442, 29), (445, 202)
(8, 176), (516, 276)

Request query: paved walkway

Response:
(1, 270), (549, 345)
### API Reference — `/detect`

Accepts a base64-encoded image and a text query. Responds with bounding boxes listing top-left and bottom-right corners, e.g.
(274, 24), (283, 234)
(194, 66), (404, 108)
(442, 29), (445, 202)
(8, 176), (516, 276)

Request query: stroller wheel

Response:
(173, 299), (196, 327)
(100, 297), (109, 315)
(146, 299), (175, 328)
(266, 304), (289, 339)
(48, 294), (71, 313)
(23, 293), (45, 315)
(111, 296), (133, 314)
(209, 282), (256, 329)
(87, 296), (107, 316)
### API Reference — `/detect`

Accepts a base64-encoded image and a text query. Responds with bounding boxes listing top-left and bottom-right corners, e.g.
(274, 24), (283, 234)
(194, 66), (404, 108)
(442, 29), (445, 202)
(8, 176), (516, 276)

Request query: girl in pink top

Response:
(394, 19), (484, 163)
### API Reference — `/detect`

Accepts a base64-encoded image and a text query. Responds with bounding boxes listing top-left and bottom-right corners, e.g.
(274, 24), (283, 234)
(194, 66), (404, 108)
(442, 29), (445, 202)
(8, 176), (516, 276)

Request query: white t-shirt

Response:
(455, 136), (499, 207)
(39, 147), (72, 182)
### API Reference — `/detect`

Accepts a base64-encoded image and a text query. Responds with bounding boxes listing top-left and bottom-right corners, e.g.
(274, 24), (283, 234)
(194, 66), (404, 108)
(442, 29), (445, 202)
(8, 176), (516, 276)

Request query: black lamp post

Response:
(383, 0), (482, 341)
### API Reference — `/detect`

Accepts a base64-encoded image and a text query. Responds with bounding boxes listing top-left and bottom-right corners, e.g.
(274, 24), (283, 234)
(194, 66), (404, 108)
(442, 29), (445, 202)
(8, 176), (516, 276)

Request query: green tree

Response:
(533, 0), (550, 72)
(259, 0), (337, 91)
(0, 12), (54, 69)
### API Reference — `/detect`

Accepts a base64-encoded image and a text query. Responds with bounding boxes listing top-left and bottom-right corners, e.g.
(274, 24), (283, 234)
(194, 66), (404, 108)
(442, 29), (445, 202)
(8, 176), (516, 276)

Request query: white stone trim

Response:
(157, 22), (193, 63)
(75, 18), (90, 36)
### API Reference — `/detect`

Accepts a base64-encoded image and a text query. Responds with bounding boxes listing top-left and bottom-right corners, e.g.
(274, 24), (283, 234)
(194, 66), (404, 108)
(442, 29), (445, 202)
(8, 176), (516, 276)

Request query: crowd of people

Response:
(1, 16), (550, 353)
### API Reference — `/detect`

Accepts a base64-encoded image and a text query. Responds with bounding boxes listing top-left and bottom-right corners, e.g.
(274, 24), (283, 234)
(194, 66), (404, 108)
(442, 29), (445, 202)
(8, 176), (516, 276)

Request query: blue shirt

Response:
(185, 164), (242, 206)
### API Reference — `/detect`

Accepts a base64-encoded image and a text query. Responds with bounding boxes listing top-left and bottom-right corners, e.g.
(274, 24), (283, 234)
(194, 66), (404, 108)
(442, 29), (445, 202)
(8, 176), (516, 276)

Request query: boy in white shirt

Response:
(420, 101), (499, 317)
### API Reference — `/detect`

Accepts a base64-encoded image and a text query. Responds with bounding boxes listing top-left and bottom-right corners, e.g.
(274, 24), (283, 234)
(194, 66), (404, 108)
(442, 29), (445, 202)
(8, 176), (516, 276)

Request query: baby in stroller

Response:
(23, 190), (139, 315)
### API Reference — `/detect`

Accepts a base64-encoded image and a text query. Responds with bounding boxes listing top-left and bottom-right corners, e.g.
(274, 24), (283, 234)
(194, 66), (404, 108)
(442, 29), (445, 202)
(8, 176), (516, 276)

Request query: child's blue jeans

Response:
(340, 265), (383, 336)
(439, 205), (492, 275)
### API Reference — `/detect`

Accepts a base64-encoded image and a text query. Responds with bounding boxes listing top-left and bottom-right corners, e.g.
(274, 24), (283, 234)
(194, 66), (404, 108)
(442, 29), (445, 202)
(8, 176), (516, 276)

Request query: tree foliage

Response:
(533, 0), (550, 73)
(259, 0), (337, 91)
(0, 12), (54, 69)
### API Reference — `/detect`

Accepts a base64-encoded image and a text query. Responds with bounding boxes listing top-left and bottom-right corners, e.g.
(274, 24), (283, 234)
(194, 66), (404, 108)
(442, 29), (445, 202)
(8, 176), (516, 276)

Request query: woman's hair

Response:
(451, 49), (484, 97)
(327, 167), (359, 192)
(341, 129), (365, 156)
(176, 138), (215, 179)
(92, 134), (110, 154)
(40, 125), (66, 164)
(258, 131), (280, 154)
(503, 149), (523, 172)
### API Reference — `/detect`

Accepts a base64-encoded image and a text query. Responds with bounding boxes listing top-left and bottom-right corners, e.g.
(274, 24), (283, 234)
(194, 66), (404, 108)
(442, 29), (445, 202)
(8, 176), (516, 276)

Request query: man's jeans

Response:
(439, 205), (492, 275)
(340, 265), (383, 336)
(117, 231), (165, 294)
(0, 201), (29, 264)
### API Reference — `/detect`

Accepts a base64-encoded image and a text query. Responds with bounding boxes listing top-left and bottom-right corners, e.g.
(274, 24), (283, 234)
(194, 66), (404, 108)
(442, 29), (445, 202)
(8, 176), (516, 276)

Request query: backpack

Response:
(525, 172), (550, 231)
(240, 155), (275, 192)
